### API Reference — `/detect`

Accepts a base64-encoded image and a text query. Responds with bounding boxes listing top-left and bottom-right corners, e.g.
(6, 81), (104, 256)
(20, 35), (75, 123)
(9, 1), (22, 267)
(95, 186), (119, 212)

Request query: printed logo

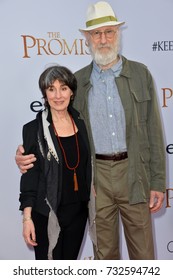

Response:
(152, 41), (173, 51)
(21, 32), (89, 58)
(167, 241), (173, 253)
(165, 188), (173, 208)
(162, 88), (173, 107)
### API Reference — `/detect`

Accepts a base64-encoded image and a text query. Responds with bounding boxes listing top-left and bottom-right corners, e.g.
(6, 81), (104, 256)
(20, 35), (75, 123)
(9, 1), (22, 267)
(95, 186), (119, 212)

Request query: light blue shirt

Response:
(88, 57), (127, 154)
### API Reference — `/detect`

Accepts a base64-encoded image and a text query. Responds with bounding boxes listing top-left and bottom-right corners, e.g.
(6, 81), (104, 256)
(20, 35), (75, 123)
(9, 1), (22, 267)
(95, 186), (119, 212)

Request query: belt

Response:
(95, 152), (128, 161)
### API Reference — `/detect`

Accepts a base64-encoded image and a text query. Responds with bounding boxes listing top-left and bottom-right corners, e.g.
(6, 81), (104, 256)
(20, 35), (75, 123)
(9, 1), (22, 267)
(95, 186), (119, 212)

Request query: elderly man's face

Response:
(85, 25), (120, 66)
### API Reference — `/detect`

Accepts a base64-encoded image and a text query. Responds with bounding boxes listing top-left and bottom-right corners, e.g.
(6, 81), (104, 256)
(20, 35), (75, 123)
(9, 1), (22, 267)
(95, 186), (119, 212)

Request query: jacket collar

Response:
(120, 55), (132, 78)
(81, 55), (132, 81)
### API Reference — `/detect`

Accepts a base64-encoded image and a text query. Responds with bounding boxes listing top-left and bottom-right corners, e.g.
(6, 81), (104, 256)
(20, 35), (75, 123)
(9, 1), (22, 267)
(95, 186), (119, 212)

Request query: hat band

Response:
(86, 15), (117, 28)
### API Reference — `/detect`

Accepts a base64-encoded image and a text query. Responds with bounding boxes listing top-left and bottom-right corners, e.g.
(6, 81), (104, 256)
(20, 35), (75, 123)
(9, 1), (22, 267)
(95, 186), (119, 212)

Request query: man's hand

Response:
(149, 190), (164, 213)
(15, 145), (36, 174)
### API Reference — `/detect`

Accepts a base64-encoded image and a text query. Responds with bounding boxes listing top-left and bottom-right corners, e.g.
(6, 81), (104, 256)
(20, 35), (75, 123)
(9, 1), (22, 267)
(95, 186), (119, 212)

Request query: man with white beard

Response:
(16, 1), (166, 260)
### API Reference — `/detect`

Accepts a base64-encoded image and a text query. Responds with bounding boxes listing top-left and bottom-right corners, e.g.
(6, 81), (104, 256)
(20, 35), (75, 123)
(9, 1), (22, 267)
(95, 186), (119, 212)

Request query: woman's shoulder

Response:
(68, 105), (80, 118)
(23, 118), (38, 131)
(23, 110), (43, 130)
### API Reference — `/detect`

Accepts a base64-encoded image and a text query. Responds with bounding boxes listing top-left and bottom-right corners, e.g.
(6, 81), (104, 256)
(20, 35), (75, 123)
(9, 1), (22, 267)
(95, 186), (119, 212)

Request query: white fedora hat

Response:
(79, 1), (125, 32)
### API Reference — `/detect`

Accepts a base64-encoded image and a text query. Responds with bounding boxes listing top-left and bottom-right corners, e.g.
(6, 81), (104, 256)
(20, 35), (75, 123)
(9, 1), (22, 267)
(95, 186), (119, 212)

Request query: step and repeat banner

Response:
(0, 0), (172, 260)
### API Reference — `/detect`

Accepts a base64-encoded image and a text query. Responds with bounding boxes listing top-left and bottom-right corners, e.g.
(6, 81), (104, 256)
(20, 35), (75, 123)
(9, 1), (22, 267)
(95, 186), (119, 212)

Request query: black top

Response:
(59, 132), (89, 205)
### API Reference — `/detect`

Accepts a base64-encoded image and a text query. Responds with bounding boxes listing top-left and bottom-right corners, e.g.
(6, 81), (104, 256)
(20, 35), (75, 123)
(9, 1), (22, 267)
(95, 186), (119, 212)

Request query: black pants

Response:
(32, 202), (88, 260)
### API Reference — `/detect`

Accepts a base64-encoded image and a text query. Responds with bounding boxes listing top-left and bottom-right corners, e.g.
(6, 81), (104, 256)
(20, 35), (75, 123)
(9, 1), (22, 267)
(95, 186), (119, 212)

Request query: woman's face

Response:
(46, 79), (72, 113)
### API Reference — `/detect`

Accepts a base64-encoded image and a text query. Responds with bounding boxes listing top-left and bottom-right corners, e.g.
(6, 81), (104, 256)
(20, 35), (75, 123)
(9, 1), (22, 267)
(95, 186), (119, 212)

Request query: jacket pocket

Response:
(130, 88), (151, 123)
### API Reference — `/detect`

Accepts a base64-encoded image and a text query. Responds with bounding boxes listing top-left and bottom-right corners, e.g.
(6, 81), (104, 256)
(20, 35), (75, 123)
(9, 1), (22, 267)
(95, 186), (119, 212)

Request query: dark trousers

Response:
(32, 202), (88, 260)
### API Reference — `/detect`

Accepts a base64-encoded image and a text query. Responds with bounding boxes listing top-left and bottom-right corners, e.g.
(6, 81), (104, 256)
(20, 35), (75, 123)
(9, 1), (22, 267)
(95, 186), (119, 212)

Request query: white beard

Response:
(88, 34), (120, 66)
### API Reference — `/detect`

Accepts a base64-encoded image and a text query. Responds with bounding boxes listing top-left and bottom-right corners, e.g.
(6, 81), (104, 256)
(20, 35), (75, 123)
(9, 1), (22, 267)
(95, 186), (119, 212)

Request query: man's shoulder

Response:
(74, 62), (93, 78)
(122, 56), (148, 71)
(121, 56), (151, 79)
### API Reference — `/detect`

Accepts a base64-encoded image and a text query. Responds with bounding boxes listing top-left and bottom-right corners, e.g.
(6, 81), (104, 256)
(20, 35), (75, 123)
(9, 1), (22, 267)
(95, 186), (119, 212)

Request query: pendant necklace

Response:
(53, 114), (80, 191)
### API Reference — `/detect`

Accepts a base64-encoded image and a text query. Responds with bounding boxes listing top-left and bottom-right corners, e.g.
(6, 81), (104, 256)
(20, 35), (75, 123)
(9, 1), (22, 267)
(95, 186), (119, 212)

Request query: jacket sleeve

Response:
(19, 120), (41, 210)
(146, 70), (166, 191)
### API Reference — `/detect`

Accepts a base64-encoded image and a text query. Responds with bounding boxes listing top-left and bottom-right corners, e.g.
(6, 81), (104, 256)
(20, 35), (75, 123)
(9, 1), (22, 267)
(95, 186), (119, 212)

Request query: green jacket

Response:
(73, 56), (166, 204)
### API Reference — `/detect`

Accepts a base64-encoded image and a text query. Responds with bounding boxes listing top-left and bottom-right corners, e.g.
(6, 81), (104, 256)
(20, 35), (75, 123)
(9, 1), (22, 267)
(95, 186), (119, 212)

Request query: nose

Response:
(54, 89), (61, 98)
(100, 32), (107, 43)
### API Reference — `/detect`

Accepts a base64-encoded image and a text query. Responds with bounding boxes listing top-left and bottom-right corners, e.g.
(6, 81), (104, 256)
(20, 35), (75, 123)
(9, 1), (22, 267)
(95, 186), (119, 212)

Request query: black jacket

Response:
(19, 106), (91, 216)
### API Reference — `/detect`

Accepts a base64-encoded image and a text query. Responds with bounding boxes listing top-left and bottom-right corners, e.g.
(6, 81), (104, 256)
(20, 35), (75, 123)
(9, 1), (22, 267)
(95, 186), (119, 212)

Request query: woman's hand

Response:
(23, 218), (38, 246)
(22, 207), (38, 246)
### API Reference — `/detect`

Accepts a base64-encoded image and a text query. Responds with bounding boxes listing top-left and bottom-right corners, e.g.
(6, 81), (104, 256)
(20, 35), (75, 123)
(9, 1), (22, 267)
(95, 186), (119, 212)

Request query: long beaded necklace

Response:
(53, 114), (80, 191)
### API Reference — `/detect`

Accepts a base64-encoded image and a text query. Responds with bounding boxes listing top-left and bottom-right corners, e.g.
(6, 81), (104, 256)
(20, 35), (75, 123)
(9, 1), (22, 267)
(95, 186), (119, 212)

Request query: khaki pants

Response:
(94, 158), (154, 260)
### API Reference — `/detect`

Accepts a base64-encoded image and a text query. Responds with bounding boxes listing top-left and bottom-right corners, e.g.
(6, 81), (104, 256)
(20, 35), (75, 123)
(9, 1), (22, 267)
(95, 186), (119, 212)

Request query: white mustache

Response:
(98, 44), (112, 49)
